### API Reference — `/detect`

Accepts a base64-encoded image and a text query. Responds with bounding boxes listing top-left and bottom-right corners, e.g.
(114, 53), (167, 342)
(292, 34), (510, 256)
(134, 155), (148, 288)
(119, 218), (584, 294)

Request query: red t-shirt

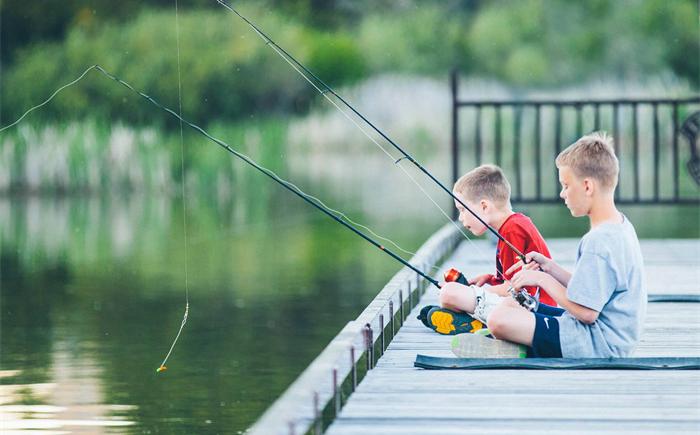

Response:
(488, 213), (556, 306)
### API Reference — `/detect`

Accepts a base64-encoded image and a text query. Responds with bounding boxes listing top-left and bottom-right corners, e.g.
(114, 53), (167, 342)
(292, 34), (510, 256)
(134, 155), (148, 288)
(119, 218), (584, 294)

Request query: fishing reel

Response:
(508, 286), (540, 312)
(444, 268), (469, 285)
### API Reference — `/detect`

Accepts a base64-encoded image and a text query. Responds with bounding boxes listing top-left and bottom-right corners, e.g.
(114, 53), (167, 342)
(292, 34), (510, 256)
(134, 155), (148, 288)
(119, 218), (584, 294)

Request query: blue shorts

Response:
(528, 304), (564, 358)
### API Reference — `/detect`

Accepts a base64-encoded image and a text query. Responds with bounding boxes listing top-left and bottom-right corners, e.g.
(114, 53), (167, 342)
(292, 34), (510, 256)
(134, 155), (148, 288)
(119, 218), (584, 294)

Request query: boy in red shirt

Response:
(419, 164), (554, 334)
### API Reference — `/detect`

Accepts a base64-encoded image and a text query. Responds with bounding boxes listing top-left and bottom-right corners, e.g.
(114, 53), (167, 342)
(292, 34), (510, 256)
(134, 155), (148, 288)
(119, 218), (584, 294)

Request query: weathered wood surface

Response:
(247, 223), (462, 435)
(326, 239), (700, 435)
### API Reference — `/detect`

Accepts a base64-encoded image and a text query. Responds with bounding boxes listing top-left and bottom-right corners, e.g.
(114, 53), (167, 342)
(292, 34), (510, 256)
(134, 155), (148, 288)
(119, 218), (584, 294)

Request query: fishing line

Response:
(156, 0), (190, 374)
(215, 0), (520, 280)
(0, 67), (95, 134)
(0, 65), (440, 287)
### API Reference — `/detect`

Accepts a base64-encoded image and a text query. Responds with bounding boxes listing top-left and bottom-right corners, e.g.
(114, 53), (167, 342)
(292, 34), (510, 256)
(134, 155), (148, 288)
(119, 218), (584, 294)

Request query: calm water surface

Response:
(1, 190), (697, 433)
(0, 191), (443, 434)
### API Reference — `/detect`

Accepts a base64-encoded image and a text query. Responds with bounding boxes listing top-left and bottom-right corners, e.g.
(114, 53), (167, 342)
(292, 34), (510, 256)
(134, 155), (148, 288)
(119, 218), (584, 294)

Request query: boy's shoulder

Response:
(501, 212), (547, 244)
(500, 212), (539, 235)
(578, 215), (641, 259)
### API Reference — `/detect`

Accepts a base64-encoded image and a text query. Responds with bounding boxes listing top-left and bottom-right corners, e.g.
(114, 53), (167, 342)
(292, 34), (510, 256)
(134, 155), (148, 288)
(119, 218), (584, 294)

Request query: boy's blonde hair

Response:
(453, 164), (511, 206)
(555, 131), (619, 189)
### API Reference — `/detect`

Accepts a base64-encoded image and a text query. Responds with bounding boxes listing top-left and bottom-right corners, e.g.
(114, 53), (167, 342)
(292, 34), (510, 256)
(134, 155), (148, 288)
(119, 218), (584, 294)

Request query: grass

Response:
(0, 117), (289, 198)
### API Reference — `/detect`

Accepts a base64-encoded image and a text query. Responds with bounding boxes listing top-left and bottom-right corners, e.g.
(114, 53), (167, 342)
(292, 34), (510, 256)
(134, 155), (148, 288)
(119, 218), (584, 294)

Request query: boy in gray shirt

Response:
(441, 131), (647, 357)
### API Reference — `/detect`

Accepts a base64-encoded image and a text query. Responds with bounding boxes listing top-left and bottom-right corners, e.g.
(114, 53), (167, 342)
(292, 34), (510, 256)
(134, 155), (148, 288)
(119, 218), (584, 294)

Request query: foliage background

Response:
(1, 0), (697, 126)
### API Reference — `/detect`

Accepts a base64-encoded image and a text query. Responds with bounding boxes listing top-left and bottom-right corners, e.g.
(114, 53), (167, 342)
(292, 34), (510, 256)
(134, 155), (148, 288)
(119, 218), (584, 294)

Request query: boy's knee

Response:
(487, 306), (509, 339)
(439, 288), (457, 307)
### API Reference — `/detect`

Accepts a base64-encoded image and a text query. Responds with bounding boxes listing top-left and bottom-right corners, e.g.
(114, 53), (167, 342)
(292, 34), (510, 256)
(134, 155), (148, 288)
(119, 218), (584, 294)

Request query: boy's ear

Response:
(583, 178), (595, 196)
(480, 199), (489, 211)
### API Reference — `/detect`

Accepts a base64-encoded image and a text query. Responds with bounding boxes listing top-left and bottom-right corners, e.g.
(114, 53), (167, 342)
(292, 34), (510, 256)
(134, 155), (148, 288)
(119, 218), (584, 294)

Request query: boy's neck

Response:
(492, 208), (515, 231)
(588, 195), (621, 228)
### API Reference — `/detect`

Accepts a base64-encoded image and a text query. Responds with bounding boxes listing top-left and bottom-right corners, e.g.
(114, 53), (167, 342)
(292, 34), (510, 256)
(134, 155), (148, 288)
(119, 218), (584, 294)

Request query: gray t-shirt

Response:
(558, 215), (647, 358)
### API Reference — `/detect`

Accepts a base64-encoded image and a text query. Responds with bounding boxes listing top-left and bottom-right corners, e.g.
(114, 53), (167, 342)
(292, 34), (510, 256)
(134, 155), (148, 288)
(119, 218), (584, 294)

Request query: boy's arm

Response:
(511, 271), (599, 324)
(485, 282), (510, 296)
(539, 275), (598, 323)
(541, 260), (572, 287)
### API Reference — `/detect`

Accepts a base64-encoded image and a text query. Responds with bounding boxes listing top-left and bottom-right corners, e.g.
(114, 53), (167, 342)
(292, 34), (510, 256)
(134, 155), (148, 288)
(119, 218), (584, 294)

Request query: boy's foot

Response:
(425, 307), (485, 335)
(417, 304), (436, 328)
(451, 330), (528, 358)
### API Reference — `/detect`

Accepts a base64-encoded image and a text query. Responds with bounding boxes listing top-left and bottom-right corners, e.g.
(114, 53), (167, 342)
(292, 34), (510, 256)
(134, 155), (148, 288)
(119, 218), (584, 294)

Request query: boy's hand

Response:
(468, 273), (493, 287)
(506, 251), (550, 275)
(510, 269), (548, 290)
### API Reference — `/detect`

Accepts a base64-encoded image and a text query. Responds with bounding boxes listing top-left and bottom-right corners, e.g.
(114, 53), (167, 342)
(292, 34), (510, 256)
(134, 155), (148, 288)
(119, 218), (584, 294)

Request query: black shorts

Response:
(528, 304), (564, 358)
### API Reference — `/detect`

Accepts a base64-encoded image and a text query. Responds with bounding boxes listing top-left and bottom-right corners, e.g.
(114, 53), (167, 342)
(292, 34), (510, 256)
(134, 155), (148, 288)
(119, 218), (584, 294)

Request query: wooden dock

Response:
(249, 225), (700, 435)
(325, 238), (700, 434)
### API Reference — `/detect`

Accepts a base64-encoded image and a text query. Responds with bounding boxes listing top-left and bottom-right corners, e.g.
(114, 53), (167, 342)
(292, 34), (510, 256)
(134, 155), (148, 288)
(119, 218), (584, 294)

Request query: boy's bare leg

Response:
(487, 304), (536, 346)
(439, 284), (477, 313)
(439, 282), (537, 345)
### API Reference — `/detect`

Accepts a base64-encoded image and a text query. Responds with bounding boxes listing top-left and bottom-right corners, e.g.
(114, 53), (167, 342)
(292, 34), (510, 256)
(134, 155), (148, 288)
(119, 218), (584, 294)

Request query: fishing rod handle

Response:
(444, 268), (469, 285)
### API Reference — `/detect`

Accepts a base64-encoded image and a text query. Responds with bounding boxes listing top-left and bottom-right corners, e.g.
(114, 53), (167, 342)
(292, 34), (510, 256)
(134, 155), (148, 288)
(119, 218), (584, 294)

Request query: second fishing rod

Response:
(215, 0), (527, 263)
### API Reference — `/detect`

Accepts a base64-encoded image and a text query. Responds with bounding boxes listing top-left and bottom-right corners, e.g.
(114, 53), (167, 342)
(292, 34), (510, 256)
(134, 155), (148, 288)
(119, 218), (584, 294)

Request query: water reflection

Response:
(1, 346), (136, 433)
(1, 193), (440, 434)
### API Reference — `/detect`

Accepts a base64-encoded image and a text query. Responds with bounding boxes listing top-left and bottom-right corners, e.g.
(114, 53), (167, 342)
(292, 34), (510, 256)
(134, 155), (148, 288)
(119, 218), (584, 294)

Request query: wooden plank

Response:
(325, 239), (700, 434)
(328, 419), (700, 435)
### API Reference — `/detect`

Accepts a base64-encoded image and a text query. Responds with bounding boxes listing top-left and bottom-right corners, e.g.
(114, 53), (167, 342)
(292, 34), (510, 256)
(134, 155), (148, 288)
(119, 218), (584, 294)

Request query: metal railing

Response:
(450, 70), (700, 205)
(247, 223), (462, 435)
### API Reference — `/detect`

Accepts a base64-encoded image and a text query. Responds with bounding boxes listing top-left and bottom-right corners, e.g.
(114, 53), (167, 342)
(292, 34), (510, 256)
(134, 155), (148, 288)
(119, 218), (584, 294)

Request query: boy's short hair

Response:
(556, 131), (619, 189)
(453, 164), (511, 206)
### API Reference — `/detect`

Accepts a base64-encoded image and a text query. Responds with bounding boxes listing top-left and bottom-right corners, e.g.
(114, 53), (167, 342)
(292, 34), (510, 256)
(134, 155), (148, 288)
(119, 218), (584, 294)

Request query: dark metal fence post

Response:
(313, 392), (320, 435)
(653, 102), (660, 201)
(514, 105), (522, 200)
(332, 367), (340, 415)
(364, 324), (374, 370)
(534, 104), (542, 200)
(475, 105), (482, 166)
(633, 103), (639, 201)
(576, 104), (583, 137)
(379, 313), (385, 354)
(673, 103), (680, 200)
(495, 105), (502, 166)
(451, 69), (459, 219)
(389, 300), (395, 338)
(367, 324), (374, 369)
(554, 105), (562, 195)
(613, 102), (620, 200)
(350, 345), (356, 392)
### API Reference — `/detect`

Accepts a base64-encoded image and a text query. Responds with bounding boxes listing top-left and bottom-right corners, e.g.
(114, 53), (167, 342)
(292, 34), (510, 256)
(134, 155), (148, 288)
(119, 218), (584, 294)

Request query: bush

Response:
(1, 1), (697, 127)
(1, 7), (366, 126)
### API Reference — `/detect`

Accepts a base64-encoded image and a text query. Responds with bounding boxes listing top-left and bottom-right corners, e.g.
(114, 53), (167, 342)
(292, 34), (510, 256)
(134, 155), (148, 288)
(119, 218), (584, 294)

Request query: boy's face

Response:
(558, 165), (592, 217)
(453, 192), (488, 236)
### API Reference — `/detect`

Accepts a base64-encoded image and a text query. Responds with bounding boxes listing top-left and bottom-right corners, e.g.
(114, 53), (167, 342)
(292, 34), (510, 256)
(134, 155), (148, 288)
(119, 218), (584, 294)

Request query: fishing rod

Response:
(214, 0), (527, 263)
(84, 65), (441, 289)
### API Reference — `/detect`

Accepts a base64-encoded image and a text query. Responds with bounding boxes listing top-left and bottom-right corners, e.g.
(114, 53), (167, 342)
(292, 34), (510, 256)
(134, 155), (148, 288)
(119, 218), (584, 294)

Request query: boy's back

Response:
(494, 212), (556, 306)
(558, 214), (647, 358)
